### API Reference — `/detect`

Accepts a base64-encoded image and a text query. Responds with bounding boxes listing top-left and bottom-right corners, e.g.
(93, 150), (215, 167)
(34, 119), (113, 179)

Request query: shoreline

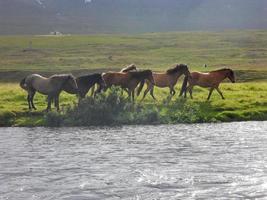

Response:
(1, 83), (266, 127)
(1, 119), (267, 128)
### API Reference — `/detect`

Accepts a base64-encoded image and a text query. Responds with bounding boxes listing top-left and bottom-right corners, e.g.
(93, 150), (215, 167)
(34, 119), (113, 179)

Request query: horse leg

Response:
(184, 87), (187, 98)
(90, 84), (95, 97)
(150, 87), (156, 100)
(188, 85), (193, 99)
(30, 90), (37, 110)
(94, 84), (102, 98)
(207, 88), (214, 100)
(216, 87), (225, 99)
(141, 84), (150, 101)
(170, 86), (176, 96)
(169, 87), (173, 95)
(46, 95), (52, 112)
(149, 85), (157, 100)
(55, 95), (60, 112)
(126, 90), (131, 100)
(131, 90), (135, 102)
(27, 94), (32, 110)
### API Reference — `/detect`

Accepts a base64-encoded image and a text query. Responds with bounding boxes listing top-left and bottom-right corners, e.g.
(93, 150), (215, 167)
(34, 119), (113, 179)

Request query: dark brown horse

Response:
(180, 68), (235, 100)
(137, 64), (191, 100)
(102, 70), (154, 101)
(62, 73), (105, 99)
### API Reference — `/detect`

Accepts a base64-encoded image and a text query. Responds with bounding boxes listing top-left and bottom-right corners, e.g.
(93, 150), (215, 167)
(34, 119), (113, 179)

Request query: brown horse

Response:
(180, 68), (235, 100)
(90, 64), (138, 95)
(102, 70), (154, 101)
(137, 64), (191, 100)
(120, 64), (138, 73)
(20, 74), (78, 111)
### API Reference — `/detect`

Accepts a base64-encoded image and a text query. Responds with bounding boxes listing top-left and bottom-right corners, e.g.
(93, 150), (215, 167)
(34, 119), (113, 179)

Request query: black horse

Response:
(63, 73), (106, 99)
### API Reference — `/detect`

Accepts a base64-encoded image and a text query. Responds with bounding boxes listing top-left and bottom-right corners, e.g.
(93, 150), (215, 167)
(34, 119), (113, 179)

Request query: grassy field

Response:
(0, 30), (266, 126)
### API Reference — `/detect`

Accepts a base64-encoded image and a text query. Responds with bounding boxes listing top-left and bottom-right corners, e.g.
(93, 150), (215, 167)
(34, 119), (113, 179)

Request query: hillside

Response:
(0, 0), (267, 34)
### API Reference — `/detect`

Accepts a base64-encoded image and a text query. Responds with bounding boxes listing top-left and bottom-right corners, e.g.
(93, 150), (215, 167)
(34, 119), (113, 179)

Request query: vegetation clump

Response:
(45, 87), (161, 126)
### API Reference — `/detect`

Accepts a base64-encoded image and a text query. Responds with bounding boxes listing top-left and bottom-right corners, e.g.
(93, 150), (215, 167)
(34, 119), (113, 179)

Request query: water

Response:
(0, 122), (267, 200)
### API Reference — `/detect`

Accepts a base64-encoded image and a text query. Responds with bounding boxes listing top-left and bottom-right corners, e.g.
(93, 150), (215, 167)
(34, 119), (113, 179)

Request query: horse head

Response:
(144, 70), (155, 85)
(227, 69), (235, 83)
(65, 74), (79, 93)
(96, 73), (107, 89)
(178, 64), (191, 77)
(167, 64), (191, 77)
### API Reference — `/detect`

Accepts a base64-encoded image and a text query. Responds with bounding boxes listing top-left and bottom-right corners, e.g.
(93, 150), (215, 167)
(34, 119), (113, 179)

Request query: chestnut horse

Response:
(137, 64), (191, 100)
(180, 68), (235, 100)
(20, 74), (78, 111)
(102, 70), (154, 101)
(90, 64), (138, 95)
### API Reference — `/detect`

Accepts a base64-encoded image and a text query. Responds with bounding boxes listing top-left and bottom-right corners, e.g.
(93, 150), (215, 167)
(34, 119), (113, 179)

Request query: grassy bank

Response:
(0, 82), (266, 127)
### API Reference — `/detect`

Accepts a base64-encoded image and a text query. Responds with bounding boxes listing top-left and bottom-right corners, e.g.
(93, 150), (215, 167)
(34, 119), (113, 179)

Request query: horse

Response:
(62, 73), (106, 99)
(90, 65), (137, 96)
(179, 68), (235, 100)
(102, 70), (154, 101)
(20, 74), (78, 111)
(120, 64), (138, 73)
(137, 64), (191, 100)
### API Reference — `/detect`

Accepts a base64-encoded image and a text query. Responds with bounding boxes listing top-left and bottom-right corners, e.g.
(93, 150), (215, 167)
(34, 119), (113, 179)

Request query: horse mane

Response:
(166, 64), (187, 75)
(50, 74), (75, 79)
(19, 77), (27, 90)
(120, 64), (137, 72)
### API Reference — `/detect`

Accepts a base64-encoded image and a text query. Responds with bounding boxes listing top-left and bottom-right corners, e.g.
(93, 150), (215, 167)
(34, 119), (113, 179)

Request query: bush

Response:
(44, 112), (64, 127)
(0, 111), (16, 126)
(44, 87), (163, 126)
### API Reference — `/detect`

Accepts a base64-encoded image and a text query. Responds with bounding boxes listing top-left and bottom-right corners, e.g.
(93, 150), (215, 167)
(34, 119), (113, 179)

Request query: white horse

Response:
(20, 74), (78, 111)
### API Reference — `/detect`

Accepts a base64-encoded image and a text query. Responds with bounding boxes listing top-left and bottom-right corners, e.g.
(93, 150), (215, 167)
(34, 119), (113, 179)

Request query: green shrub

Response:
(0, 111), (16, 126)
(44, 112), (64, 127)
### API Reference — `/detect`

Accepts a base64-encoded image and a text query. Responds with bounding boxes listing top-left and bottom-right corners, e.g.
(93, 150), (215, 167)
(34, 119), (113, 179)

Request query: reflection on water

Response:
(0, 122), (267, 199)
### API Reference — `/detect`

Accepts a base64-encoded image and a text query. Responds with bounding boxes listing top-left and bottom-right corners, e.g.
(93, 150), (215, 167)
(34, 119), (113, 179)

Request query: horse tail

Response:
(20, 77), (27, 90)
(136, 80), (145, 96)
(179, 75), (188, 96)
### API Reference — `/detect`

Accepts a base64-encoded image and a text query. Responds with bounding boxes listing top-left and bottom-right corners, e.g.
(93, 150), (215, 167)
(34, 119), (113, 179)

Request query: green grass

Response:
(0, 30), (266, 126)
(0, 82), (266, 126)
(0, 30), (267, 74)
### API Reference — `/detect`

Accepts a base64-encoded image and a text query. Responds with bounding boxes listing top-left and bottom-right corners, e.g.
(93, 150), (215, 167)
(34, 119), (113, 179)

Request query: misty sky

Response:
(0, 0), (266, 34)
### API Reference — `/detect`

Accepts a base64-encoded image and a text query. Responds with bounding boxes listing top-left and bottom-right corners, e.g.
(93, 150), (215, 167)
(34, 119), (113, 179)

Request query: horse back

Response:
(151, 73), (171, 87)
(190, 72), (219, 87)
(102, 72), (129, 87)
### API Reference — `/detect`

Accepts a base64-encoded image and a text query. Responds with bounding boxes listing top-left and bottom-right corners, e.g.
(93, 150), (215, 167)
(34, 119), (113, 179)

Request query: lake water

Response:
(0, 122), (266, 200)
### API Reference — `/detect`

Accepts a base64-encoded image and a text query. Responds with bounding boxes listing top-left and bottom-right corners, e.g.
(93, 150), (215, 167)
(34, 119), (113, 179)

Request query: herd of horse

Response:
(19, 64), (236, 112)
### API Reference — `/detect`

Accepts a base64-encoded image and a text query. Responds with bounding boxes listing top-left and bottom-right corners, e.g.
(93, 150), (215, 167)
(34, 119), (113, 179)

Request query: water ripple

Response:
(0, 121), (266, 199)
